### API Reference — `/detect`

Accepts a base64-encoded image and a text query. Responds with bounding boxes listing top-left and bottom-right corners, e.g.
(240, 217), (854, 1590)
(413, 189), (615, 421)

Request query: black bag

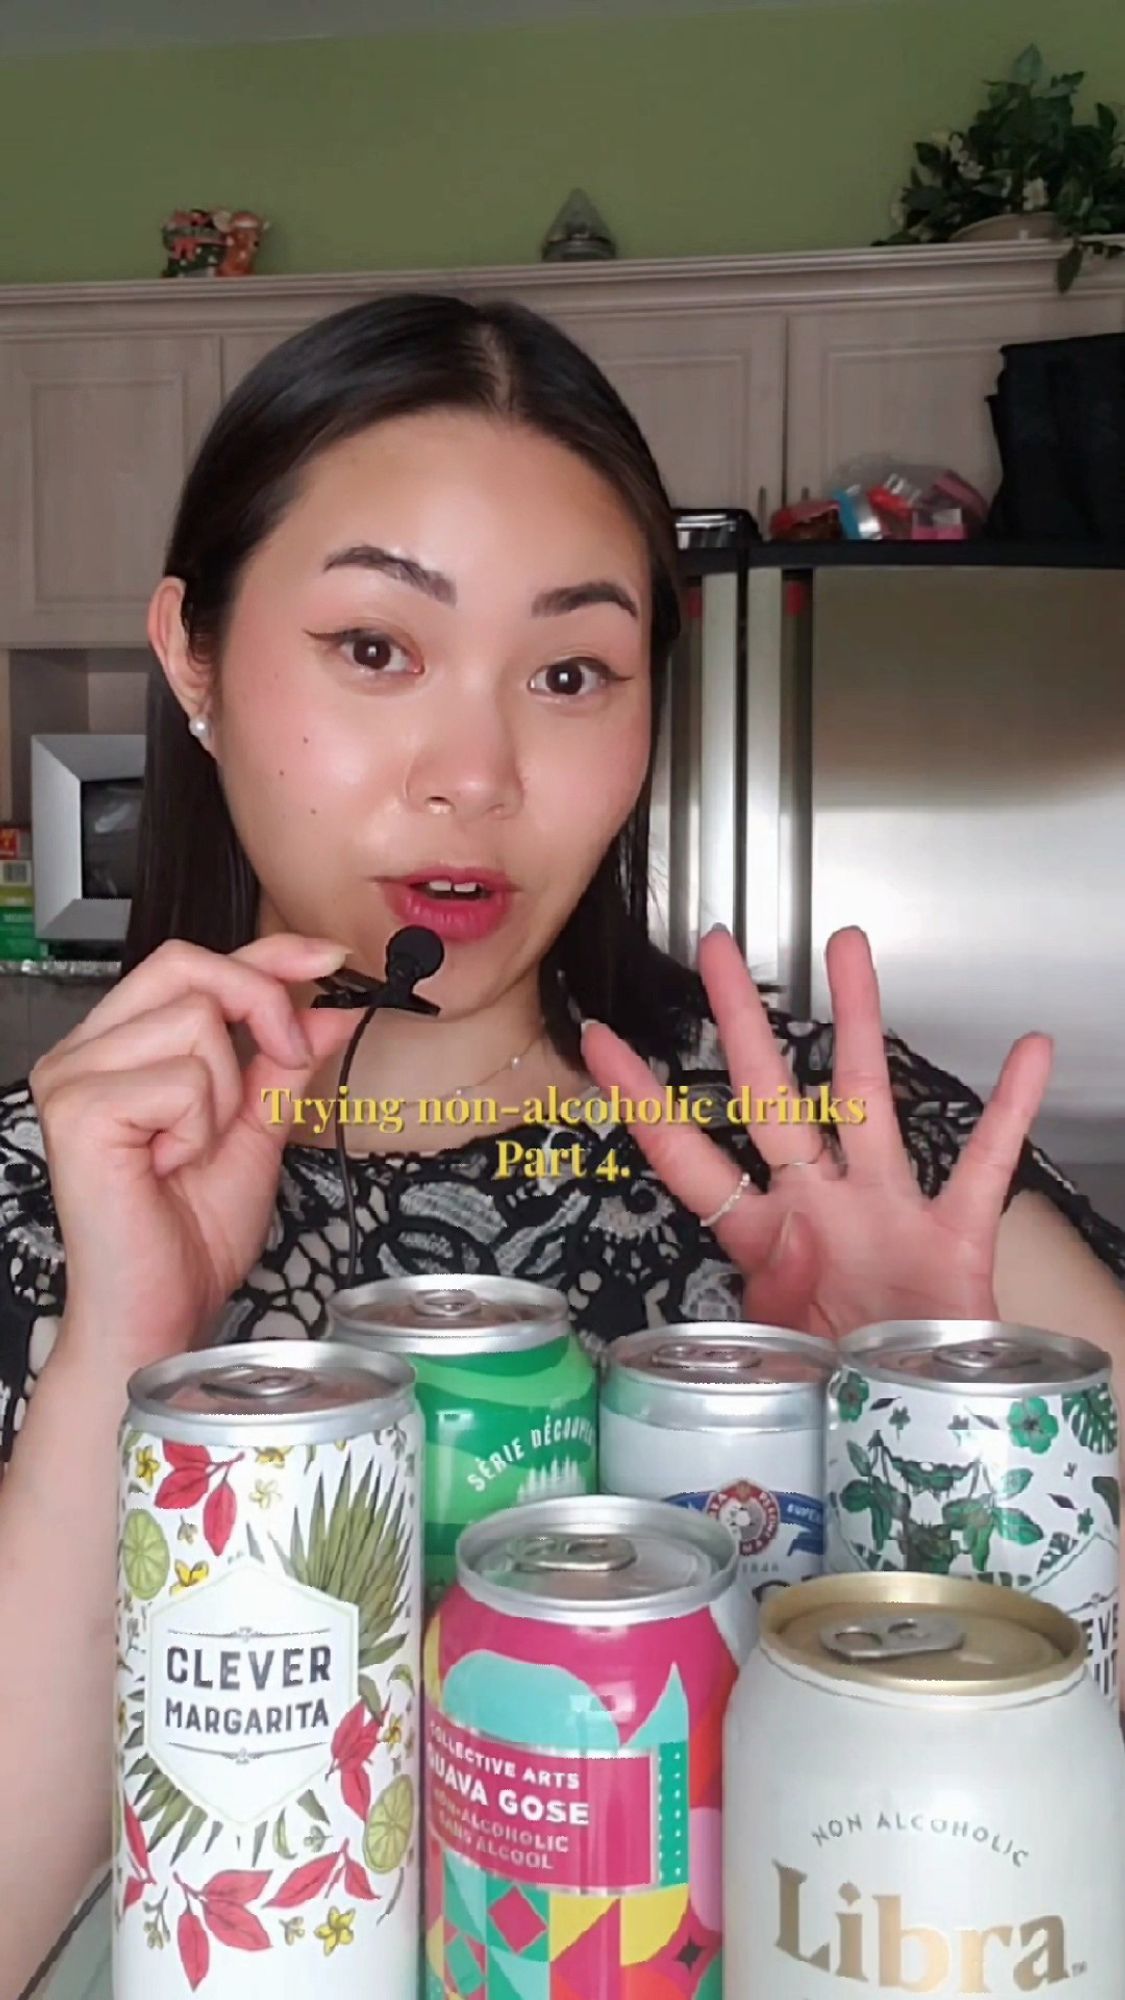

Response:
(987, 331), (1125, 542)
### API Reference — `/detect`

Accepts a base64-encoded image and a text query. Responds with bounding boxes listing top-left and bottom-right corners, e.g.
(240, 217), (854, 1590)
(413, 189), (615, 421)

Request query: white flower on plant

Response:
(1022, 176), (1050, 211)
(960, 153), (985, 184)
(890, 197), (908, 228)
(931, 130), (953, 150)
(947, 133), (966, 162)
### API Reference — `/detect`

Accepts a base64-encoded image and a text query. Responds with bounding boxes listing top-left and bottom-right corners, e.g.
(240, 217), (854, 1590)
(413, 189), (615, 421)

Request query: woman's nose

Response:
(405, 704), (522, 821)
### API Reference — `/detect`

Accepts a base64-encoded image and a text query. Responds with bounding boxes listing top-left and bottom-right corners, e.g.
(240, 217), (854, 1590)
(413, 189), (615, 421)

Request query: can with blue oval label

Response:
(599, 1324), (834, 1642)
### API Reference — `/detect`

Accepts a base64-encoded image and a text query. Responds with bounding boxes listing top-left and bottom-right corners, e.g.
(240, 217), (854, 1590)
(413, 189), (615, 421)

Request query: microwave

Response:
(31, 734), (146, 944)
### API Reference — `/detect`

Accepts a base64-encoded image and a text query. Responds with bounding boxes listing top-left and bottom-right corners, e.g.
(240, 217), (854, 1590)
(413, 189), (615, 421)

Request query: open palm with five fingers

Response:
(581, 926), (1053, 1342)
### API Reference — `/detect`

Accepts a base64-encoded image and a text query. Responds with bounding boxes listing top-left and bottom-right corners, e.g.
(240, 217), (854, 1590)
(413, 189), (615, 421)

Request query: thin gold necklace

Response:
(388, 1024), (546, 1113)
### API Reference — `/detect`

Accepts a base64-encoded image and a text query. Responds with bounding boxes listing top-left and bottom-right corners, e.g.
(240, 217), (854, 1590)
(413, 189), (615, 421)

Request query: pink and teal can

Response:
(422, 1495), (754, 1999)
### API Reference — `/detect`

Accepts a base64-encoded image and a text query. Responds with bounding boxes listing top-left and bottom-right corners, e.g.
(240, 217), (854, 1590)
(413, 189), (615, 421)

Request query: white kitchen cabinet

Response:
(219, 319), (328, 399)
(0, 332), (222, 645)
(785, 288), (1125, 502)
(542, 304), (787, 519)
(219, 298), (788, 520)
(1, 243), (1124, 652)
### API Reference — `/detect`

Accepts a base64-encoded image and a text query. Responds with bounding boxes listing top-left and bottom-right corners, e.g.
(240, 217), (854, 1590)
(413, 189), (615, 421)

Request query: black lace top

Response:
(2, 1006), (1124, 1463)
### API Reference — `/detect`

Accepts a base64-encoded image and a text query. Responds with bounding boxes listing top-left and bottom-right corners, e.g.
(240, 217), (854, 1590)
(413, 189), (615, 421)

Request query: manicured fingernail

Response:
(302, 937), (349, 968)
(705, 922), (731, 938)
(579, 1018), (603, 1035)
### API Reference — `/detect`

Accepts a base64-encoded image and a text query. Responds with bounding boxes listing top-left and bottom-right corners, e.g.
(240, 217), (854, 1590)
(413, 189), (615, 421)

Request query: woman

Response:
(1, 292), (1124, 1992)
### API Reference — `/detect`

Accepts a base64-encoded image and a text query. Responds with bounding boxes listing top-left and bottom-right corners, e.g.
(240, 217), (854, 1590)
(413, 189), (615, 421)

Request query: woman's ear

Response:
(147, 577), (219, 754)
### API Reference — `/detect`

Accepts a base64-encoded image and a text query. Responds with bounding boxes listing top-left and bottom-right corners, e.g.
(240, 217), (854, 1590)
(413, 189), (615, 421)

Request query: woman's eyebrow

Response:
(321, 546), (638, 622)
(322, 543), (455, 604)
(532, 580), (639, 619)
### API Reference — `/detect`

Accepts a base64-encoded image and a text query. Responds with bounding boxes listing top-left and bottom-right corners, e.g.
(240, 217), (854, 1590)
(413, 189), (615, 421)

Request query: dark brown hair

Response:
(125, 291), (705, 1060)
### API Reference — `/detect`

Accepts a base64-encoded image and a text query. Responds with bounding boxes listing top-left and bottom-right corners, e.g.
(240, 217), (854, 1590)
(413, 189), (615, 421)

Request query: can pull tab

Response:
(420, 1291), (480, 1319)
(941, 1338), (1027, 1377)
(820, 1614), (966, 1663)
(512, 1533), (637, 1575)
(200, 1365), (307, 1402)
(653, 1340), (761, 1375)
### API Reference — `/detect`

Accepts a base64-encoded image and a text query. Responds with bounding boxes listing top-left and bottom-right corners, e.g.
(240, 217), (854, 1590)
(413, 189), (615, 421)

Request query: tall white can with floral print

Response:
(114, 1342), (422, 1999)
(825, 1320), (1121, 1702)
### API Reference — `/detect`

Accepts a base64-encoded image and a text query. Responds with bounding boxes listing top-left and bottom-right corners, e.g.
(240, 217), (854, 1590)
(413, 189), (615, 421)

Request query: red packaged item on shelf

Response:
(827, 459), (988, 541)
(911, 506), (971, 542)
(768, 499), (842, 542)
(929, 469), (989, 529)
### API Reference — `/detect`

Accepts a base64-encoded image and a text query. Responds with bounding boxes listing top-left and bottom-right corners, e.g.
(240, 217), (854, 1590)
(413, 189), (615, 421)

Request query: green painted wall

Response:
(1, 0), (1123, 283)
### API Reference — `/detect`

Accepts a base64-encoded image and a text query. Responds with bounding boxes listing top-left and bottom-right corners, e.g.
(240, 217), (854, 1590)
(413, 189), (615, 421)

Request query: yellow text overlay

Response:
(259, 1081), (866, 1140)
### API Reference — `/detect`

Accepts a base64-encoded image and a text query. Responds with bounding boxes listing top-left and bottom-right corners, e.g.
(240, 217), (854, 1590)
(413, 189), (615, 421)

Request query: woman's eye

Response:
(338, 631), (415, 675)
(531, 658), (618, 698)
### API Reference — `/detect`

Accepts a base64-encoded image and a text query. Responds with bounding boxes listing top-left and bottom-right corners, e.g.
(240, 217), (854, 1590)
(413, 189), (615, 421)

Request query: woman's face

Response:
(179, 411), (653, 1012)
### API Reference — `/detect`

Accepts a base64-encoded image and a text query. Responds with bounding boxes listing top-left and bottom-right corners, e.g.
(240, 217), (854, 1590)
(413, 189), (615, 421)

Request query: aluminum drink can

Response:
(114, 1342), (423, 2000)
(423, 1494), (754, 1998)
(599, 1322), (834, 1641)
(327, 1275), (597, 1598)
(825, 1319), (1121, 1702)
(724, 1572), (1125, 1996)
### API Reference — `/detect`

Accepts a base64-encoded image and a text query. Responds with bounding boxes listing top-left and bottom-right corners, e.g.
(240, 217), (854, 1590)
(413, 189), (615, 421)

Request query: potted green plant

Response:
(882, 45), (1125, 291)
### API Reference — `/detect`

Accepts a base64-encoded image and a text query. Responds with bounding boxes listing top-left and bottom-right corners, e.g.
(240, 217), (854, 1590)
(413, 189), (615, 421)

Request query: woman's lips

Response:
(381, 880), (514, 943)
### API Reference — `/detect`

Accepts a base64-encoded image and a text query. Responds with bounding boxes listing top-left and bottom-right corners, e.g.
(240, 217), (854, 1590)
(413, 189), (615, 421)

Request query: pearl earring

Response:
(188, 714), (210, 740)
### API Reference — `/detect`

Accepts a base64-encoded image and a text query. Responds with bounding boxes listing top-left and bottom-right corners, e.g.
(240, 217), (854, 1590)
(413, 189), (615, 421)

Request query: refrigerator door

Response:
(739, 568), (810, 1000)
(805, 567), (1125, 1213)
(649, 567), (744, 961)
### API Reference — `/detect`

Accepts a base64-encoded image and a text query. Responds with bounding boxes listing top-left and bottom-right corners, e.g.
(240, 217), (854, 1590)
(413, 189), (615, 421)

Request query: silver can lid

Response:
(609, 1323), (834, 1389)
(839, 1319), (1111, 1397)
(127, 1340), (415, 1442)
(456, 1495), (737, 1625)
(327, 1273), (567, 1354)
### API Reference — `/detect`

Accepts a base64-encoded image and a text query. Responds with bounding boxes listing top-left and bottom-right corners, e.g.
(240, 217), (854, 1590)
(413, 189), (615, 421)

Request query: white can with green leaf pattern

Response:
(825, 1320), (1120, 1704)
(114, 1342), (422, 1998)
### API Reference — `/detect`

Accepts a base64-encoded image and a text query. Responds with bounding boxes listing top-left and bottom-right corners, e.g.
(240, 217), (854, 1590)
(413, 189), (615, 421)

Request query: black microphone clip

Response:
(311, 925), (444, 1018)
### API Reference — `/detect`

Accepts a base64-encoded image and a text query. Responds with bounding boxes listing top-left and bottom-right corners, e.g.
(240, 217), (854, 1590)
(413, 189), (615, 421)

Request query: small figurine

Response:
(540, 189), (618, 263)
(214, 209), (269, 276)
(161, 209), (224, 277)
(161, 208), (269, 278)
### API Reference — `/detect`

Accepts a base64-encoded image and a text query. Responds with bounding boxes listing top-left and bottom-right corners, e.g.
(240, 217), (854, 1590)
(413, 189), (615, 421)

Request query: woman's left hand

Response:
(580, 926), (1053, 1340)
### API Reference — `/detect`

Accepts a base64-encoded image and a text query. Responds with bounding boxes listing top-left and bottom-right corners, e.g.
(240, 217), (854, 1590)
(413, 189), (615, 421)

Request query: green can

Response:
(326, 1274), (598, 1597)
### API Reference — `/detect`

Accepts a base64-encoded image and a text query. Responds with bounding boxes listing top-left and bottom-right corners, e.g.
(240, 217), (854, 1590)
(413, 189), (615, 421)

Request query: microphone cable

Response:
(311, 926), (444, 1289)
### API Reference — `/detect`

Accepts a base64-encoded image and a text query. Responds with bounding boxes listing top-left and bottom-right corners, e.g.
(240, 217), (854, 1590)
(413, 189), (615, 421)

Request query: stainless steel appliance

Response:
(651, 517), (1125, 1225)
(31, 733), (145, 944)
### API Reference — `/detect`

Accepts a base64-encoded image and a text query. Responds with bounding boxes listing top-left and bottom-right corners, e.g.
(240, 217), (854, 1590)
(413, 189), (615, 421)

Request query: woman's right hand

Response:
(30, 934), (362, 1377)
(582, 927), (1052, 1340)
